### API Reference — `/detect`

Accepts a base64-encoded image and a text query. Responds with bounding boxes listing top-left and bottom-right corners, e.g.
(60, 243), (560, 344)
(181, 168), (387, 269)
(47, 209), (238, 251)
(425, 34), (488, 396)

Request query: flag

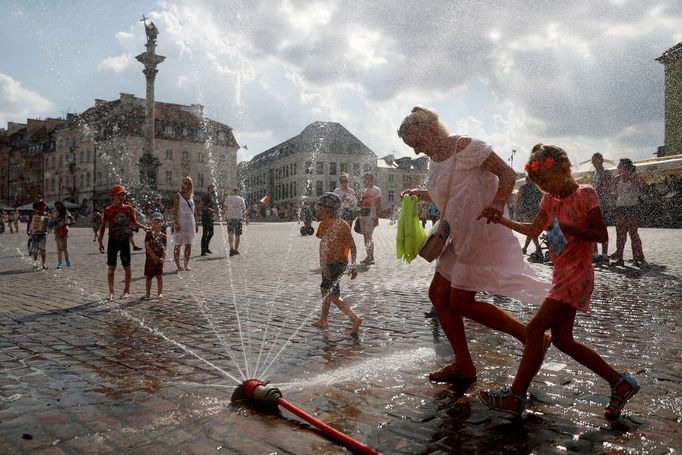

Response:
(260, 195), (270, 205)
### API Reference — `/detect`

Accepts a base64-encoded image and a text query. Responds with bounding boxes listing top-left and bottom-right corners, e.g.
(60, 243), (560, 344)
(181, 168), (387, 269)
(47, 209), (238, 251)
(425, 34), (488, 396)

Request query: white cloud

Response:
(0, 74), (52, 126)
(98, 52), (133, 73)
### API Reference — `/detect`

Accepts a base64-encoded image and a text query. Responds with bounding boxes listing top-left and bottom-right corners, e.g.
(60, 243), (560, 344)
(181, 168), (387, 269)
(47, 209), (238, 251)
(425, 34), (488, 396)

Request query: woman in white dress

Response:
(173, 176), (197, 272)
(398, 106), (549, 382)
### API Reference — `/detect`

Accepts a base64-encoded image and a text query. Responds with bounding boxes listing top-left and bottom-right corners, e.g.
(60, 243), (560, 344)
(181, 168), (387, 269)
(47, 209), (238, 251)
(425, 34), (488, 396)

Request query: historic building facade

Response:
(241, 122), (377, 211)
(657, 41), (682, 157)
(375, 154), (429, 211)
(54, 93), (239, 209)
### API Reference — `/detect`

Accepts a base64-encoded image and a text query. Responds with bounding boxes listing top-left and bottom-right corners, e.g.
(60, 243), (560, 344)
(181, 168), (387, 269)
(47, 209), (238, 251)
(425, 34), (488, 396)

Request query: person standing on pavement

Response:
(144, 212), (167, 300)
(172, 176), (197, 272)
(311, 192), (362, 337)
(358, 173), (381, 265)
(611, 158), (646, 267)
(591, 153), (613, 265)
(199, 184), (218, 256)
(53, 200), (74, 269)
(98, 185), (149, 300)
(398, 106), (548, 383)
(478, 143), (640, 419)
(333, 172), (357, 227)
(91, 208), (102, 242)
(223, 188), (247, 256)
(27, 200), (51, 270)
(516, 177), (543, 261)
(13, 207), (20, 233)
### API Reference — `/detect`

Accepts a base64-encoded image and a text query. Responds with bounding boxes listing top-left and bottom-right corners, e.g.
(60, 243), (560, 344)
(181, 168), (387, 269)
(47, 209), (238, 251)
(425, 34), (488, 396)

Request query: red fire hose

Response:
(233, 379), (382, 455)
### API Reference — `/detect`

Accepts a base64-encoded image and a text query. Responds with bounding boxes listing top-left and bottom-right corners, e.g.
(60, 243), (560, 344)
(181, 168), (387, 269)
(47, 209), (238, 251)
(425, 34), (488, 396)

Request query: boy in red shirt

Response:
(98, 185), (149, 300)
(311, 192), (362, 337)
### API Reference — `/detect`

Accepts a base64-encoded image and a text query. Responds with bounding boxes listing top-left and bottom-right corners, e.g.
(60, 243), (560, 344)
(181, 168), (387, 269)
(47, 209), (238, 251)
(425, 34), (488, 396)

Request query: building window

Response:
(329, 181), (335, 192)
(198, 152), (204, 162)
(182, 151), (190, 161)
(388, 174), (394, 182)
(80, 174), (84, 187)
(86, 173), (91, 187)
(220, 154), (226, 163)
(316, 180), (323, 196)
(353, 163), (360, 175)
(80, 151), (84, 163)
(165, 171), (173, 185)
(305, 161), (313, 174)
(388, 190), (395, 202)
(165, 150), (173, 160)
(182, 128), (189, 136)
(329, 162), (337, 175)
(316, 162), (324, 174)
(164, 124), (174, 135)
(198, 173), (204, 188)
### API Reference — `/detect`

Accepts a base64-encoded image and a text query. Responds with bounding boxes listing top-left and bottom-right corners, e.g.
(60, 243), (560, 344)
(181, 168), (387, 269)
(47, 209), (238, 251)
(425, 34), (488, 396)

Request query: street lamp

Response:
(509, 149), (516, 170)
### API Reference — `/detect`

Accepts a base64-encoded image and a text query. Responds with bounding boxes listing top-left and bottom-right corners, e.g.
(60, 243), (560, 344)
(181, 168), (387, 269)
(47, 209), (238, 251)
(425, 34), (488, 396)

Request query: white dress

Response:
(174, 192), (196, 246)
(427, 138), (548, 305)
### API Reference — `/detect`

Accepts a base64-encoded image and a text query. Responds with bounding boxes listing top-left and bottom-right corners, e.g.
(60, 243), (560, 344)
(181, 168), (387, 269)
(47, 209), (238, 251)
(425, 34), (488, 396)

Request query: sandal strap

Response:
(605, 373), (640, 416)
(485, 387), (527, 410)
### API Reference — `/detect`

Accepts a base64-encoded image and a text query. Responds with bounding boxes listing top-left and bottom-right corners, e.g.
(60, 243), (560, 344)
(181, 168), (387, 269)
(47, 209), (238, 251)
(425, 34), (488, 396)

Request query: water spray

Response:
(232, 379), (382, 455)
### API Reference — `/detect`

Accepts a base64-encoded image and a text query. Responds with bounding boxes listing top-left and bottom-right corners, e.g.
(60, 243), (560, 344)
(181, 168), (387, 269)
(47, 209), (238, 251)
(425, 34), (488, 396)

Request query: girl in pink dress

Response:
(478, 143), (640, 419)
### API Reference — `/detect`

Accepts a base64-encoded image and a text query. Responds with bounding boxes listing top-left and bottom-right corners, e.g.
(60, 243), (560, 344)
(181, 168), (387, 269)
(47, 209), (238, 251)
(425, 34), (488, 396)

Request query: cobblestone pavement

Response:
(0, 221), (680, 454)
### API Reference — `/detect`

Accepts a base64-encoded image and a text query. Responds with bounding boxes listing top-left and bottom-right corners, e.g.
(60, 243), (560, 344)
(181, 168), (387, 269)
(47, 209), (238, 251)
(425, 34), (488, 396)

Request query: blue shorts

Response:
(320, 262), (347, 295)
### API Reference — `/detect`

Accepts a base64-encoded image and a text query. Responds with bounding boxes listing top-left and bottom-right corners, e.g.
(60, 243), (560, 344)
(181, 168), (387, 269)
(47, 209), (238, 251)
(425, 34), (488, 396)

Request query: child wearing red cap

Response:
(98, 185), (149, 300)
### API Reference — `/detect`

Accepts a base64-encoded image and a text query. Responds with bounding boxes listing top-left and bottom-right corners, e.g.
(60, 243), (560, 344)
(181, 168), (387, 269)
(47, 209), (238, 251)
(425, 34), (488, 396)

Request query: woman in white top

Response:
(333, 171), (357, 227)
(398, 106), (548, 382)
(173, 176), (197, 271)
(611, 158), (646, 266)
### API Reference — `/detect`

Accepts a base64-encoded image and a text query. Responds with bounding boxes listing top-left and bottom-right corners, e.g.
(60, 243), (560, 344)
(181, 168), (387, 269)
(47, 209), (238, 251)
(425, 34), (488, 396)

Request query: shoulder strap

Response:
(438, 136), (462, 220)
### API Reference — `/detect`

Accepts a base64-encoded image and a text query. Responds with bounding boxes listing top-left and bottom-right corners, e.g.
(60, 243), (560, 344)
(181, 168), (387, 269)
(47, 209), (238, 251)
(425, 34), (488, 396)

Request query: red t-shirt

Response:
(103, 204), (137, 241)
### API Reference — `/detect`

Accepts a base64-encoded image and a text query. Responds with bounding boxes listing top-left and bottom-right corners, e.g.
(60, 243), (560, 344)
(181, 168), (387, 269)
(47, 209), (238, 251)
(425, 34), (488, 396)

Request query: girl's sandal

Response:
(478, 388), (527, 417)
(604, 373), (640, 418)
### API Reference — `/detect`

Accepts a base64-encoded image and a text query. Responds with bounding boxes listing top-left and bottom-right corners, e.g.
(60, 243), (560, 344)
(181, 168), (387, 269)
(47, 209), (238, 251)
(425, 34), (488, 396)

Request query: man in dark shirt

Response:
(199, 184), (218, 256)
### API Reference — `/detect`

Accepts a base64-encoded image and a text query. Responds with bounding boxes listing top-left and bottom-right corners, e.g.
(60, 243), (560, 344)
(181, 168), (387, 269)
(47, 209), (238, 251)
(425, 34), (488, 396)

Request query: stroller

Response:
(300, 204), (314, 236)
(528, 233), (551, 263)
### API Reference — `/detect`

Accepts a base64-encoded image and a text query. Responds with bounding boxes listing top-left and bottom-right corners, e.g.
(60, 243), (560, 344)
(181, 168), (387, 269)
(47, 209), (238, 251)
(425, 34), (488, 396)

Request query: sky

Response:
(1, 0), (681, 171)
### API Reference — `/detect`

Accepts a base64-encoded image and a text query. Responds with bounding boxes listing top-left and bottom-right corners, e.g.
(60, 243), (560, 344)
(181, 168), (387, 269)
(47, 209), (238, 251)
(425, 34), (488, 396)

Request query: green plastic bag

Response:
(396, 195), (428, 263)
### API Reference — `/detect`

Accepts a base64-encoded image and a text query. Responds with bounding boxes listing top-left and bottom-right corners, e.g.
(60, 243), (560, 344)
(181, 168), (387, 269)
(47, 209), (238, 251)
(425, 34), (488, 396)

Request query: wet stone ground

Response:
(0, 222), (680, 454)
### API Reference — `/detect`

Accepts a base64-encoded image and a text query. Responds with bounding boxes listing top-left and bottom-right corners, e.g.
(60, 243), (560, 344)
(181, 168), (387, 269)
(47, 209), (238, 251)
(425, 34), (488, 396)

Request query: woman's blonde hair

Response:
(182, 176), (194, 195)
(398, 106), (449, 137)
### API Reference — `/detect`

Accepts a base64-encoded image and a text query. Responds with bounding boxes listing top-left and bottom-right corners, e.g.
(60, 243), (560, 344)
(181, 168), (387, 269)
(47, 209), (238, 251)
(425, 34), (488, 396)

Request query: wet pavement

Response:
(0, 222), (680, 454)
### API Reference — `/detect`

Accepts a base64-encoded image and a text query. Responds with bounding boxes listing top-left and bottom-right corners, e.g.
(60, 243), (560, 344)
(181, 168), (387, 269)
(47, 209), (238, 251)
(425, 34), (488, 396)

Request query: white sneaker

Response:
(33, 262), (39, 271)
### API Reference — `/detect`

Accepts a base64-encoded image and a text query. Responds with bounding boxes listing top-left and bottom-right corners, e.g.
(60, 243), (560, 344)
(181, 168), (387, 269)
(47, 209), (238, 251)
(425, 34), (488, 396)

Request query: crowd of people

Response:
(4, 107), (649, 423)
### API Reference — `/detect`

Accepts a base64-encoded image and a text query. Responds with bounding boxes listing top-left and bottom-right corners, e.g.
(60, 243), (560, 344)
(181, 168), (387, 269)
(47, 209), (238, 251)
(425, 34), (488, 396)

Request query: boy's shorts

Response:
(29, 234), (47, 255)
(227, 219), (243, 235)
(320, 261), (347, 295)
(144, 259), (164, 277)
(107, 237), (131, 267)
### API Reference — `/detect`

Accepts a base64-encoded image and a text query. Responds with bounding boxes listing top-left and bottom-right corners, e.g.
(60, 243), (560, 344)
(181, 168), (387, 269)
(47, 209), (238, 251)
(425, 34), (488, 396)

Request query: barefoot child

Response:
(144, 212), (167, 300)
(98, 185), (149, 300)
(478, 143), (639, 418)
(311, 192), (362, 337)
(27, 200), (50, 270)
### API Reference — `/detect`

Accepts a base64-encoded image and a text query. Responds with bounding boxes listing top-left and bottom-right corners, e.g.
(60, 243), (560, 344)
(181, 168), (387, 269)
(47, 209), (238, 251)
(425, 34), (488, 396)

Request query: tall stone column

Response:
(135, 16), (165, 190)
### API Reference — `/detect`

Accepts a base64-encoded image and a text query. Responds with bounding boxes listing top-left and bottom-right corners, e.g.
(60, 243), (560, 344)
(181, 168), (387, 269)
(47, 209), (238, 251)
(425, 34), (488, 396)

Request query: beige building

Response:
(241, 121), (377, 212)
(375, 154), (429, 212)
(50, 93), (238, 210)
(656, 41), (682, 157)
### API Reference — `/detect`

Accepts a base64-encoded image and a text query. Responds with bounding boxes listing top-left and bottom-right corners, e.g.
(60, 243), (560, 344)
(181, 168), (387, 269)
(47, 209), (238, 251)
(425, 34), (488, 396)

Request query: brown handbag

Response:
(418, 137), (460, 262)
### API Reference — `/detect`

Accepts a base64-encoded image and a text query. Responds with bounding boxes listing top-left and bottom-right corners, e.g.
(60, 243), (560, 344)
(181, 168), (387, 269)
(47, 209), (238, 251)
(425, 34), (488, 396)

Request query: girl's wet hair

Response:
(525, 143), (570, 182)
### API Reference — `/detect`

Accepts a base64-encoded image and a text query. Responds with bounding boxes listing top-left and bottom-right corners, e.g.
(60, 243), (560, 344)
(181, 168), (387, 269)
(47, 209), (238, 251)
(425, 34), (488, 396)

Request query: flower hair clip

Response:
(525, 157), (556, 172)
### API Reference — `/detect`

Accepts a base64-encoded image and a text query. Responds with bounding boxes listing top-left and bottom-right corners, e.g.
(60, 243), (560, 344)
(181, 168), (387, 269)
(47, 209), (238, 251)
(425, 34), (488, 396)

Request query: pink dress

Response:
(540, 185), (600, 312)
(427, 138), (549, 305)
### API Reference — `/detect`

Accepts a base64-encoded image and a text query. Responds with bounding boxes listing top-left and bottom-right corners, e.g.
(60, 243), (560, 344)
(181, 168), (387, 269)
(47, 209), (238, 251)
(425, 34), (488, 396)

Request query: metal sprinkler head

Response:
(231, 379), (282, 409)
